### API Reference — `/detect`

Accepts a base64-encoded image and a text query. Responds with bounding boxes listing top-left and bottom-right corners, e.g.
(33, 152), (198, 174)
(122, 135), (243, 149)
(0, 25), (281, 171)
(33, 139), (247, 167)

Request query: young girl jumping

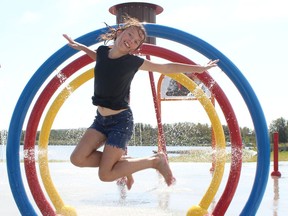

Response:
(63, 16), (218, 190)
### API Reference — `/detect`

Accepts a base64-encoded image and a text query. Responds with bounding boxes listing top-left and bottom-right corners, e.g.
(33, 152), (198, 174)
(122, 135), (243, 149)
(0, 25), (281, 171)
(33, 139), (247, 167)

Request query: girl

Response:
(63, 17), (218, 190)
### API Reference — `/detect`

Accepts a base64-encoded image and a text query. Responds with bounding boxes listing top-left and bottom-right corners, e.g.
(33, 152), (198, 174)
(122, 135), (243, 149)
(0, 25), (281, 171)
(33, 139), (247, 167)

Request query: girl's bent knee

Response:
(98, 169), (113, 182)
(70, 154), (83, 167)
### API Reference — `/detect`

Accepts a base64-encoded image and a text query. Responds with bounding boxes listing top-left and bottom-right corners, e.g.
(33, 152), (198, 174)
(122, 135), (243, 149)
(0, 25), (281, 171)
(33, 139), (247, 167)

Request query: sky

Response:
(1, 0), (288, 132)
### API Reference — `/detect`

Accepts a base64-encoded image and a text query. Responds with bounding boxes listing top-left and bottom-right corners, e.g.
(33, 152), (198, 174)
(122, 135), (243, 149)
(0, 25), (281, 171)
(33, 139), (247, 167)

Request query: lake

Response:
(1, 145), (213, 161)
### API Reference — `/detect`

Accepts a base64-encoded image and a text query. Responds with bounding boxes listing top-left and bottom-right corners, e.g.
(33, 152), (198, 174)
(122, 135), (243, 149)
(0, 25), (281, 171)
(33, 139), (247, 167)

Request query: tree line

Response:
(269, 117), (288, 143)
(1, 117), (287, 147)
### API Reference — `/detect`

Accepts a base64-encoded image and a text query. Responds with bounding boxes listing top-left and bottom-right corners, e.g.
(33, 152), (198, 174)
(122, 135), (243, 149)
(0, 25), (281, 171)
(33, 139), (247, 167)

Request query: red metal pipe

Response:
(146, 55), (167, 153)
(271, 132), (281, 177)
(139, 44), (243, 215)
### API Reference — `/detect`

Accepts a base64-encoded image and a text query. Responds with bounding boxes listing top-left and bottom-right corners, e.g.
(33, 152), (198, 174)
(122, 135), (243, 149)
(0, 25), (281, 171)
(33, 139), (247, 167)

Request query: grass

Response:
(276, 151), (288, 161)
(169, 149), (288, 163)
(241, 150), (288, 162)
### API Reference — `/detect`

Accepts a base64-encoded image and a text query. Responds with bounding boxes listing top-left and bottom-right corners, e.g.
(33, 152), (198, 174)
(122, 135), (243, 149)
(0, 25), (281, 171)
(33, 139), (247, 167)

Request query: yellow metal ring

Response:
(38, 69), (93, 215)
(38, 70), (225, 216)
(166, 73), (226, 216)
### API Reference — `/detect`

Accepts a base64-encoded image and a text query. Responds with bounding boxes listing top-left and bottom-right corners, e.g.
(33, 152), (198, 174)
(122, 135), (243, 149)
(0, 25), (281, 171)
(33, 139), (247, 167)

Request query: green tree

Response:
(222, 125), (230, 143)
(269, 117), (288, 143)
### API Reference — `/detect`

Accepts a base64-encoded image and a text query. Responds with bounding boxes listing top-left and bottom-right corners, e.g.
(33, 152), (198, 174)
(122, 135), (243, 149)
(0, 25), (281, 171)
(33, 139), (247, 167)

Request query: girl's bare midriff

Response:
(97, 106), (128, 116)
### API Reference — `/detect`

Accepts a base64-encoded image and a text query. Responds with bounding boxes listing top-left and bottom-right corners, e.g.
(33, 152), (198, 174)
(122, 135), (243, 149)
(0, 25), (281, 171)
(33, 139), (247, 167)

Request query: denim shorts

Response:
(89, 108), (134, 150)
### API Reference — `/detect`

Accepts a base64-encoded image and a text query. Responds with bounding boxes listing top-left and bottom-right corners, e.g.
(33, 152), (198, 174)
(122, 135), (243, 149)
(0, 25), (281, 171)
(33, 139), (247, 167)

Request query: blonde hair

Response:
(99, 16), (147, 49)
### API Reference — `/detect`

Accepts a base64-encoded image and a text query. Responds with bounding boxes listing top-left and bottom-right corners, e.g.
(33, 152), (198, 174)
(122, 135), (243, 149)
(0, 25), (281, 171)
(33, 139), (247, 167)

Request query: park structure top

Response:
(109, 2), (163, 44)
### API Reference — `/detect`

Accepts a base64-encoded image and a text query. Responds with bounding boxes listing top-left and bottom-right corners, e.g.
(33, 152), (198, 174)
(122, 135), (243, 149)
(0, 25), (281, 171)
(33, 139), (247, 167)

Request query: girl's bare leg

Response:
(99, 144), (174, 186)
(70, 128), (106, 167)
(71, 128), (135, 188)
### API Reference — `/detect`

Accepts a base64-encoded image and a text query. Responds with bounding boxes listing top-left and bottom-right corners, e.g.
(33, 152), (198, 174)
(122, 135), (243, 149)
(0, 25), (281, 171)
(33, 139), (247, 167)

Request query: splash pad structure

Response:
(6, 3), (270, 216)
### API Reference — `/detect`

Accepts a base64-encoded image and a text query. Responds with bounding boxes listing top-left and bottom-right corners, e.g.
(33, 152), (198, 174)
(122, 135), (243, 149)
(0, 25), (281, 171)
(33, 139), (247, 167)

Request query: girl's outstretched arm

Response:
(139, 59), (219, 74)
(63, 34), (97, 60)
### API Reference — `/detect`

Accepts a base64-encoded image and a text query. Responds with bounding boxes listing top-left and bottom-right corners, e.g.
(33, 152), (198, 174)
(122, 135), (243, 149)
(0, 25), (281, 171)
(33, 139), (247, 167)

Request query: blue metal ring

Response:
(6, 24), (269, 216)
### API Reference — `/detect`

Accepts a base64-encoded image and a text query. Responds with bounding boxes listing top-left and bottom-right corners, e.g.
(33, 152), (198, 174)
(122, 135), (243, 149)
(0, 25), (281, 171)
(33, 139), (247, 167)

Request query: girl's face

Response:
(115, 27), (145, 53)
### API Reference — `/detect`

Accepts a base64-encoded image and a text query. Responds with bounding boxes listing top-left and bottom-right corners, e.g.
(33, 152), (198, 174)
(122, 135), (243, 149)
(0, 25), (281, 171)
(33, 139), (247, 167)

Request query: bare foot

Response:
(116, 175), (134, 190)
(126, 175), (134, 190)
(154, 152), (175, 186)
(118, 155), (134, 189)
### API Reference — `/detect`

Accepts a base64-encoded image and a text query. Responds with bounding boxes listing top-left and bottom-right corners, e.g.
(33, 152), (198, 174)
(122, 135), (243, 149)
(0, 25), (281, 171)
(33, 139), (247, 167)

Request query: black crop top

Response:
(92, 45), (144, 110)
